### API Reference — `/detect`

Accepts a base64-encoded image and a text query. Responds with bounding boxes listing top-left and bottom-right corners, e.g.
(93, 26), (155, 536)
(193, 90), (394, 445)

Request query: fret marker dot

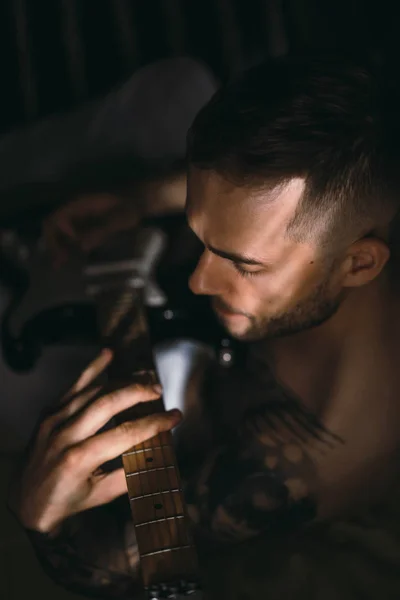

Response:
(154, 503), (163, 510)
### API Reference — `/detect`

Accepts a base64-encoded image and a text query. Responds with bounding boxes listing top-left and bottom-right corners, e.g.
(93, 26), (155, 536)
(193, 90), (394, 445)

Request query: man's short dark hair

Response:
(187, 55), (400, 252)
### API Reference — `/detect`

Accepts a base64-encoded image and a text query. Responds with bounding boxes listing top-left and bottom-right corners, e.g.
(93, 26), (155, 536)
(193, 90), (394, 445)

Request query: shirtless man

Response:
(9, 56), (400, 599)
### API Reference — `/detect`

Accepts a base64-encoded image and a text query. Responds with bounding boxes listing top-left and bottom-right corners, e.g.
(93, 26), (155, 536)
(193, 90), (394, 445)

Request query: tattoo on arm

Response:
(25, 497), (140, 599)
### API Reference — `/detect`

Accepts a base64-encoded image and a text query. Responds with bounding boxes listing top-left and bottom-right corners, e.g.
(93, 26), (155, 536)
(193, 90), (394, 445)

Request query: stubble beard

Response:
(222, 275), (345, 343)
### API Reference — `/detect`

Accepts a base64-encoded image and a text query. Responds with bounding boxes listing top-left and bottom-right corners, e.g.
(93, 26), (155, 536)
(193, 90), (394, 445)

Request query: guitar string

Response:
(112, 289), (193, 577)
(113, 291), (147, 539)
(138, 327), (194, 575)
(125, 440), (148, 556)
(130, 290), (184, 562)
(165, 429), (197, 575)
(106, 291), (162, 564)
(157, 424), (185, 567)
(148, 426), (170, 559)
(131, 294), (171, 563)
(162, 428), (197, 576)
(128, 297), (166, 563)
(165, 429), (197, 574)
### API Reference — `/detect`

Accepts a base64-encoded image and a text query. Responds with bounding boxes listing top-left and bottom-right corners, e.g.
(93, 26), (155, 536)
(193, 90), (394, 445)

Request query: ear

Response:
(341, 237), (391, 288)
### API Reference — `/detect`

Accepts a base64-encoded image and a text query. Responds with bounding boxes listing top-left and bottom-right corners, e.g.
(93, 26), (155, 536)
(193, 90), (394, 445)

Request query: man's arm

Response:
(8, 350), (182, 599)
(23, 498), (140, 599)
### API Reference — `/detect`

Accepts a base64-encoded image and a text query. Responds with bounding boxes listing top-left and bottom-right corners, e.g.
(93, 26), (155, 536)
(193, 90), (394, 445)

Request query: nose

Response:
(189, 249), (226, 296)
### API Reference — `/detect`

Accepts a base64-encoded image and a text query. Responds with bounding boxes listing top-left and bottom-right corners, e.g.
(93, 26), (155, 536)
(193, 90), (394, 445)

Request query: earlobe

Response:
(342, 237), (391, 288)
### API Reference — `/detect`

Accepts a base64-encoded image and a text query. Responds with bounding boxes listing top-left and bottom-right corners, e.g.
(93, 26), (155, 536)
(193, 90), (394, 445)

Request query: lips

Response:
(214, 301), (245, 318)
(217, 305), (239, 317)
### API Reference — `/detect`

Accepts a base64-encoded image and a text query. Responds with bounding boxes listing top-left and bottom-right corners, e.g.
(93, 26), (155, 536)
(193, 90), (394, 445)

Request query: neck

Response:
(250, 273), (400, 414)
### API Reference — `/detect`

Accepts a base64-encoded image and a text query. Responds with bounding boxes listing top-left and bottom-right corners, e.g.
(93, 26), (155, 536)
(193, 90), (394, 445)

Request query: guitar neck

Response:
(97, 285), (201, 598)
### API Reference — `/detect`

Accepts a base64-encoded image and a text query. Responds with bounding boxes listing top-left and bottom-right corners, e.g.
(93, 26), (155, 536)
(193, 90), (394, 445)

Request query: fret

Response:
(136, 515), (185, 528)
(123, 443), (175, 472)
(126, 467), (179, 496)
(141, 546), (199, 586)
(129, 489), (181, 502)
(141, 545), (193, 558)
(126, 465), (176, 476)
(131, 490), (184, 524)
(124, 444), (172, 456)
(135, 517), (191, 555)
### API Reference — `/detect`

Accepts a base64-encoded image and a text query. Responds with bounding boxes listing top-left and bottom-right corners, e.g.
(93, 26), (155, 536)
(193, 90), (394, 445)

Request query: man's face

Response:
(186, 169), (345, 342)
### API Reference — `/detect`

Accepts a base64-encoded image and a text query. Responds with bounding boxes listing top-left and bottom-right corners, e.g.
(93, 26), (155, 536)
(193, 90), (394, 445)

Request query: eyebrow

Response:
(186, 212), (267, 267)
(207, 244), (266, 266)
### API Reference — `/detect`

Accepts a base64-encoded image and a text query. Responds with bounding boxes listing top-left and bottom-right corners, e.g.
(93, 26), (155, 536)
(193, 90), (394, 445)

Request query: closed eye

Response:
(234, 263), (264, 278)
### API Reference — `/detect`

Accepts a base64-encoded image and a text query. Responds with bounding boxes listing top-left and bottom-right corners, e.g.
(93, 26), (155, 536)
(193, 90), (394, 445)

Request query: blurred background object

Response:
(0, 0), (392, 222)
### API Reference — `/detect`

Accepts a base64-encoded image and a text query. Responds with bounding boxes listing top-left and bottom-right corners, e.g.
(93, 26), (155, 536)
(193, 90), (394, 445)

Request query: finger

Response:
(52, 385), (102, 429)
(80, 224), (117, 253)
(76, 410), (182, 474)
(84, 468), (128, 509)
(43, 211), (77, 244)
(74, 193), (120, 215)
(62, 349), (113, 402)
(80, 208), (140, 253)
(43, 195), (118, 263)
(36, 384), (102, 451)
(54, 218), (77, 240)
(59, 383), (164, 445)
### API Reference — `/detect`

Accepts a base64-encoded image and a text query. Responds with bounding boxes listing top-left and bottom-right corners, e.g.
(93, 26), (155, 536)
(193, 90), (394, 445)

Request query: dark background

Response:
(0, 0), (394, 136)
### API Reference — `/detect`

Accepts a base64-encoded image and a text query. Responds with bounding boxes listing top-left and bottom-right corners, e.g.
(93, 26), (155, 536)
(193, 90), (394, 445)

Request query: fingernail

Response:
(152, 384), (163, 394)
(167, 408), (182, 419)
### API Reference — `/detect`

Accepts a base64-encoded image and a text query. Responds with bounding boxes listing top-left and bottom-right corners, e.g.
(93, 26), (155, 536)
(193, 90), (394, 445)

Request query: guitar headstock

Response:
(85, 226), (168, 306)
(146, 580), (202, 599)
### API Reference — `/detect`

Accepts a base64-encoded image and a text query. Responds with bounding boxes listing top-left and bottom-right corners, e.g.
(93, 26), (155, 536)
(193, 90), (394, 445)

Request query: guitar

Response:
(83, 223), (205, 596)
(0, 215), (235, 373)
(96, 277), (203, 598)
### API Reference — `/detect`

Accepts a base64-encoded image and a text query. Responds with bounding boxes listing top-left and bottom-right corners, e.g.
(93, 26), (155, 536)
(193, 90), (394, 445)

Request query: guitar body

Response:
(0, 214), (231, 373)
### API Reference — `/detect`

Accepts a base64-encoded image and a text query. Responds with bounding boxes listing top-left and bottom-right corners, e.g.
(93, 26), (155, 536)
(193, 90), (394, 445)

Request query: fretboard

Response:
(96, 285), (201, 595)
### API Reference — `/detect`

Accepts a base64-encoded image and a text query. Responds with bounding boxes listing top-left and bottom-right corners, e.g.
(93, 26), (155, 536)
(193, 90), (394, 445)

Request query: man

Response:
(8, 56), (400, 598)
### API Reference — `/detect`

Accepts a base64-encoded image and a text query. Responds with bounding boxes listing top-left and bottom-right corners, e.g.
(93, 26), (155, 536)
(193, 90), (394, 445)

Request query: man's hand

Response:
(9, 349), (182, 535)
(43, 174), (187, 267)
(43, 193), (142, 267)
